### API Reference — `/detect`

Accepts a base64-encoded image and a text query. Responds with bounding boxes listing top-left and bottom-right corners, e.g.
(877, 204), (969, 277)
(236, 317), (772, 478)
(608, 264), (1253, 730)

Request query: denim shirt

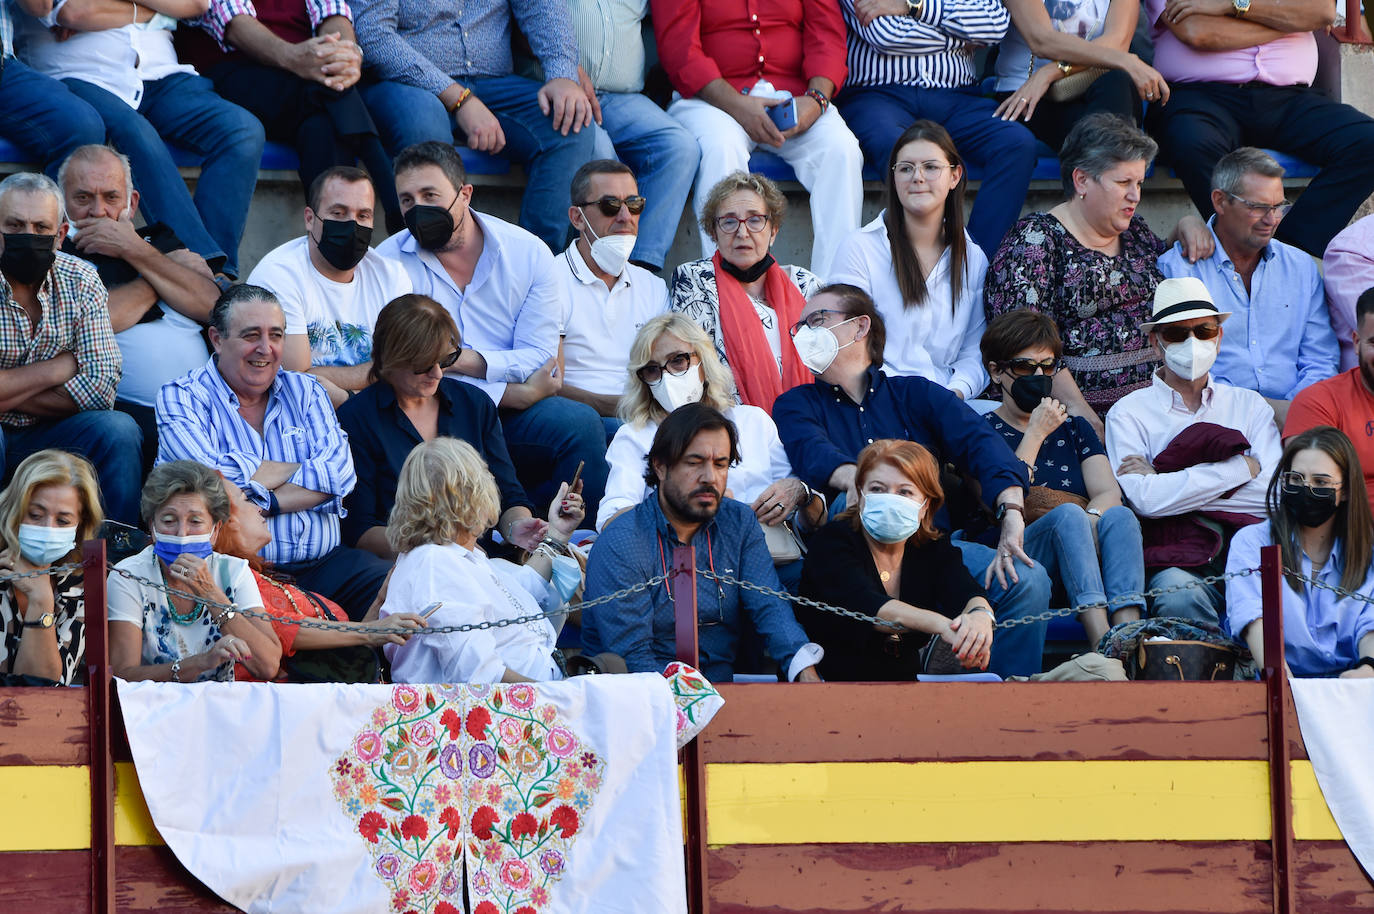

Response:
(583, 493), (808, 682)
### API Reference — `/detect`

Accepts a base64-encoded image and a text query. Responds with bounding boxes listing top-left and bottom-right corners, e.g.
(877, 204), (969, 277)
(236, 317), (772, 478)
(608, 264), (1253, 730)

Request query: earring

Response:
(1078, 193), (1086, 200)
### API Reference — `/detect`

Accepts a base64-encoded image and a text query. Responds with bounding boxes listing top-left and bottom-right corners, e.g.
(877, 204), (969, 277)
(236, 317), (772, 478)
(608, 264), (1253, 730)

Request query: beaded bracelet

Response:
(804, 88), (830, 114)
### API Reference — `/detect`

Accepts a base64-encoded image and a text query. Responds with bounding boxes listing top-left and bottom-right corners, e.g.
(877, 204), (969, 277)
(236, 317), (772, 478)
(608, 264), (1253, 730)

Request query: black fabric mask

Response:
(1283, 486), (1341, 528)
(1006, 373), (1054, 412)
(314, 218), (372, 271)
(718, 251), (775, 284)
(404, 203), (456, 251)
(1, 232), (57, 286)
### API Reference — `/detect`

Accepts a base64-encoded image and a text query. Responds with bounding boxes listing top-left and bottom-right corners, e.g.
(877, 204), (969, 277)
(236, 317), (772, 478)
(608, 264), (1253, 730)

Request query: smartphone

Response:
(558, 461), (585, 518)
(767, 97), (798, 132)
(420, 602), (443, 620)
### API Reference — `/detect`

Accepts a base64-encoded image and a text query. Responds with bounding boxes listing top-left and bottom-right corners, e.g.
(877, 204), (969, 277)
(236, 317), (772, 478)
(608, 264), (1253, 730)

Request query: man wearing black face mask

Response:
(248, 167), (412, 408)
(0, 171), (141, 524)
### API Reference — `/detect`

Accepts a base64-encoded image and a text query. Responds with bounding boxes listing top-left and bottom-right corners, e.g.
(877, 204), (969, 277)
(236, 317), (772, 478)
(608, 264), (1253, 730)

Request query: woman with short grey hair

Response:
(985, 114), (1212, 433)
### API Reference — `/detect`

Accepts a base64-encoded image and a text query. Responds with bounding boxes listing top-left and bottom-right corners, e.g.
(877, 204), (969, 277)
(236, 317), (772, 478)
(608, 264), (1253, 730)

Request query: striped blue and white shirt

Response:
(155, 358), (357, 565)
(840, 0), (1010, 90)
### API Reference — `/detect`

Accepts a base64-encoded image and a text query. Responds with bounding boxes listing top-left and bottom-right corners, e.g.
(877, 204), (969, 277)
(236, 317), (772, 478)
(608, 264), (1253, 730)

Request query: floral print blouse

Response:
(0, 567), (86, 685)
(986, 212), (1166, 411)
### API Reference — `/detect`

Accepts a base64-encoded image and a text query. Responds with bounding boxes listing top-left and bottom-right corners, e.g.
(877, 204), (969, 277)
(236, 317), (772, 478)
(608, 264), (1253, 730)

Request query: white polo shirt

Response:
(557, 241), (669, 397)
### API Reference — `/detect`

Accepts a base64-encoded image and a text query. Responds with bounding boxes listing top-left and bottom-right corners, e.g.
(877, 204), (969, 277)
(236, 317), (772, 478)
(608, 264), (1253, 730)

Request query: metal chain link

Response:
(0, 562), (82, 583)
(1286, 568), (1374, 606)
(700, 566), (1262, 630)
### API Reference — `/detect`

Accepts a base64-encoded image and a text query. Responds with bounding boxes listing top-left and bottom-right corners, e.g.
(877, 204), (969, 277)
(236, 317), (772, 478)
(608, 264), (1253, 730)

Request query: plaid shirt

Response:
(1, 252), (121, 428)
(199, 0), (353, 51)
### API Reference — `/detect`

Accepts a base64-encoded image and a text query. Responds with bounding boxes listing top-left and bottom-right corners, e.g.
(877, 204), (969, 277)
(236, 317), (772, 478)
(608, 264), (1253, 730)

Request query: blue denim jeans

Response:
(589, 92), (698, 271)
(1148, 567), (1224, 626)
(500, 395), (610, 529)
(0, 411), (142, 524)
(953, 538), (1051, 678)
(63, 72), (264, 277)
(361, 76), (597, 251)
(0, 58), (105, 179)
(1022, 503), (1146, 614)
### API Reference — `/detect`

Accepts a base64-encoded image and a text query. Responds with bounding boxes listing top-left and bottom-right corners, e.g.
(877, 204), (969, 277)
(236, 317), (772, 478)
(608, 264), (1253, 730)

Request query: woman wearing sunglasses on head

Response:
(669, 172), (820, 413)
(1226, 427), (1374, 678)
(338, 295), (545, 560)
(829, 122), (989, 402)
(981, 311), (1144, 645)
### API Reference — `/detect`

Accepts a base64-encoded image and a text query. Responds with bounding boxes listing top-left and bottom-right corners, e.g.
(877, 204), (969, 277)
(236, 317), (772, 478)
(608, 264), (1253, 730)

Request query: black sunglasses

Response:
(636, 350), (697, 384)
(996, 357), (1064, 378)
(575, 195), (647, 217)
(1157, 323), (1221, 344)
(414, 350), (461, 374)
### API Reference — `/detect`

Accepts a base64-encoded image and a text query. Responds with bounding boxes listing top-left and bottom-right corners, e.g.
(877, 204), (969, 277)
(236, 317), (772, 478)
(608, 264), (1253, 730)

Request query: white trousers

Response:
(667, 96), (864, 279)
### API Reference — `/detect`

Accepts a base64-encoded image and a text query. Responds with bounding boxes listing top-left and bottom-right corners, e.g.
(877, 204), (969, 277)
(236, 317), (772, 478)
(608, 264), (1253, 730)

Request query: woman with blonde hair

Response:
(599, 314), (826, 582)
(381, 437), (584, 684)
(0, 450), (103, 685)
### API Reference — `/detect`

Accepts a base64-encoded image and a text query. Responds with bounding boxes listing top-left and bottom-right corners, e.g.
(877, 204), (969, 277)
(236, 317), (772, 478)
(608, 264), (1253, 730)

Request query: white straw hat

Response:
(1141, 277), (1231, 333)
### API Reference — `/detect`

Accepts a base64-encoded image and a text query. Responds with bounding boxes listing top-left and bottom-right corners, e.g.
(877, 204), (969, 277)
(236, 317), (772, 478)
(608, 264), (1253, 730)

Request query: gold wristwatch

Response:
(1056, 60), (1074, 76)
(1232, 0), (1251, 17)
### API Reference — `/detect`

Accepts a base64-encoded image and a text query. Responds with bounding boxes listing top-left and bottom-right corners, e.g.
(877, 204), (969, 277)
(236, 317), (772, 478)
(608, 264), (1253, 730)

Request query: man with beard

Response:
(248, 167), (411, 407)
(1285, 289), (1374, 516)
(582, 402), (822, 682)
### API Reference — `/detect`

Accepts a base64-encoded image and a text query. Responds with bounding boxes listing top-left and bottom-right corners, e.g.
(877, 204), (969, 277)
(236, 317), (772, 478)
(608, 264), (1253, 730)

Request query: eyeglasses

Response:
(636, 350), (698, 384)
(575, 195), (647, 217)
(413, 350), (461, 374)
(1157, 323), (1222, 344)
(995, 357), (1064, 378)
(1280, 472), (1341, 500)
(892, 161), (957, 181)
(715, 214), (770, 235)
(789, 309), (853, 337)
(1223, 191), (1292, 220)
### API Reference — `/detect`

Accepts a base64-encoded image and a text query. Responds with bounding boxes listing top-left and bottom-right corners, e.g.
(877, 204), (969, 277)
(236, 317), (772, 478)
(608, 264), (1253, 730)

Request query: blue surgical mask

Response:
(859, 492), (926, 545)
(17, 523), (77, 565)
(152, 531), (215, 565)
(551, 553), (583, 603)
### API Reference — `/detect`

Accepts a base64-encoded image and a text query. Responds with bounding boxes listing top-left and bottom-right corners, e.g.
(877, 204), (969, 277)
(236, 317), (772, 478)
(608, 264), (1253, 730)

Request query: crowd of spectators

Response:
(3, 0), (1374, 686)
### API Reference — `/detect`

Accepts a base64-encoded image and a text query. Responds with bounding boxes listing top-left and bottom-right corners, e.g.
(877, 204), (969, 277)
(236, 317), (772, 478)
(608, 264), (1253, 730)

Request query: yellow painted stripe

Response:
(114, 761), (162, 846)
(0, 765), (90, 850)
(706, 761), (1342, 844)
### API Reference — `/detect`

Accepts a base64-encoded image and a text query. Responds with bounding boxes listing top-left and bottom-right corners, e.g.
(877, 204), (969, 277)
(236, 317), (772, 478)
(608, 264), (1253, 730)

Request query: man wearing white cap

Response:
(1105, 276), (1282, 624)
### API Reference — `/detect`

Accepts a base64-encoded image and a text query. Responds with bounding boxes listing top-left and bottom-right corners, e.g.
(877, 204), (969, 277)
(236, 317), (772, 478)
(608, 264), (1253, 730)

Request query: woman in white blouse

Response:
(381, 438), (584, 684)
(829, 122), (989, 402)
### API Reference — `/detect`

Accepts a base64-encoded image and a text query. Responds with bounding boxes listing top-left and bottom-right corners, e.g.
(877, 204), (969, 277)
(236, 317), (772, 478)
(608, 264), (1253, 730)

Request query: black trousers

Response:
(207, 63), (402, 230)
(277, 545), (391, 623)
(1148, 81), (1374, 256)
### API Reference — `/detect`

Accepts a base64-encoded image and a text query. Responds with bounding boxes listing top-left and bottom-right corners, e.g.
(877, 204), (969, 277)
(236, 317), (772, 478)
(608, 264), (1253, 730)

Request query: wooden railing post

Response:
(1259, 544), (1293, 914)
(670, 545), (708, 914)
(82, 539), (114, 914)
(1334, 0), (1373, 42)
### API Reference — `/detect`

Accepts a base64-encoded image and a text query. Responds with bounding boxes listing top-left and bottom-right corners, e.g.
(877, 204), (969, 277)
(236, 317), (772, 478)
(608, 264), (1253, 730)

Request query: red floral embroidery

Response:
(439, 805), (462, 841)
(465, 706), (492, 741)
(471, 804), (500, 841)
(400, 815), (428, 841)
(474, 902), (500, 914)
(358, 811), (386, 843)
(436, 904), (461, 914)
(550, 805), (579, 839)
(509, 812), (538, 840)
(440, 707), (462, 741)
(514, 908), (537, 914)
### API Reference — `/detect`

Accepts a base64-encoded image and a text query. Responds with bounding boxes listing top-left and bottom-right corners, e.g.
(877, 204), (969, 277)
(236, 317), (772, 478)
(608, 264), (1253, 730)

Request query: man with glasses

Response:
(556, 160), (668, 440)
(248, 167), (412, 408)
(378, 141), (609, 526)
(1144, 0), (1374, 256)
(1105, 277), (1281, 624)
(1158, 148), (1337, 427)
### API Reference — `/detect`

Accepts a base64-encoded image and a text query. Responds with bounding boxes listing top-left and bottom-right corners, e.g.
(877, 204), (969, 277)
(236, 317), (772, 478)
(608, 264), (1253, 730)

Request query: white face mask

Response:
(579, 208), (636, 276)
(792, 317), (858, 375)
(649, 364), (705, 413)
(1163, 336), (1218, 382)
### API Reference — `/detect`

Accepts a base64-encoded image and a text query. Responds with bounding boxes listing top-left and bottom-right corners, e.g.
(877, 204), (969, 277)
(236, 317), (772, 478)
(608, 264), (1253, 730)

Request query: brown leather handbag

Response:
(1131, 640), (1238, 681)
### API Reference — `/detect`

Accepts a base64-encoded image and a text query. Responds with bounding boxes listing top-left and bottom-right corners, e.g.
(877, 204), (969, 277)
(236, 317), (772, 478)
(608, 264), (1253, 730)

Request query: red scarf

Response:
(711, 252), (811, 412)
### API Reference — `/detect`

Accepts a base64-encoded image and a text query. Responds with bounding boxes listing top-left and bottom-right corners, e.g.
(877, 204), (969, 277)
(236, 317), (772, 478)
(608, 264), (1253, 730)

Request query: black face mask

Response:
(314, 218), (372, 271)
(1283, 486), (1341, 528)
(404, 202), (457, 251)
(1005, 373), (1054, 413)
(1, 232), (57, 286)
(718, 251), (775, 284)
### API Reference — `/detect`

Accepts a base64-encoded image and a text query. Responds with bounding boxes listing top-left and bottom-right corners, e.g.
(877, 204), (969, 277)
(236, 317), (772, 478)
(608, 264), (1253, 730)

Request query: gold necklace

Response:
(879, 570), (891, 583)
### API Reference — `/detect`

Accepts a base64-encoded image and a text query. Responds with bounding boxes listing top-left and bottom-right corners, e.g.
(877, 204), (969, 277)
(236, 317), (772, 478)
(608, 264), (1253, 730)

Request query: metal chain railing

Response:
(1286, 568), (1374, 606)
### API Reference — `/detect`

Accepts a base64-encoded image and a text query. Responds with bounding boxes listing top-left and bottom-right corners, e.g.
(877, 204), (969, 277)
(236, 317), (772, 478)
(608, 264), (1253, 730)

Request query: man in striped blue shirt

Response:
(837, 0), (1037, 258)
(156, 284), (391, 621)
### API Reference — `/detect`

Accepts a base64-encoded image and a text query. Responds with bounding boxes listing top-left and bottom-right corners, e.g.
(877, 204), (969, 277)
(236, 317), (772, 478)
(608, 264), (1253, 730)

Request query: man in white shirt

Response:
(1106, 277), (1282, 624)
(248, 166), (411, 407)
(378, 141), (610, 526)
(15, 0), (264, 277)
(557, 160), (669, 441)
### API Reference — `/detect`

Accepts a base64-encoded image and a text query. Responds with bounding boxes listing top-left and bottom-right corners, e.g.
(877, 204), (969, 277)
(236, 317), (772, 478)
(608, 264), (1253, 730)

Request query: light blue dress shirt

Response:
(1158, 217), (1338, 401)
